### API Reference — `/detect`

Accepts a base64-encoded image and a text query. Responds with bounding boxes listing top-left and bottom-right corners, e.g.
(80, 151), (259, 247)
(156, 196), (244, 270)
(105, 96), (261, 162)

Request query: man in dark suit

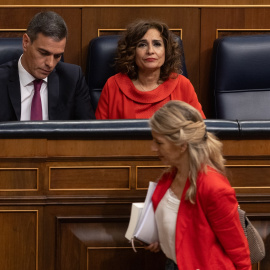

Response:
(0, 11), (95, 121)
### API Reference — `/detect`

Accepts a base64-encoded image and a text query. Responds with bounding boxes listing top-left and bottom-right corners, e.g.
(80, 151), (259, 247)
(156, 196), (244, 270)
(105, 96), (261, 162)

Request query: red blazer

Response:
(152, 168), (251, 270)
(95, 73), (205, 119)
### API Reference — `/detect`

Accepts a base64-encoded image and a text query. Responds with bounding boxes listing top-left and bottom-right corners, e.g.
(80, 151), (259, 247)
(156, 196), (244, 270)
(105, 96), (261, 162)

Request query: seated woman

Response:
(95, 19), (205, 119)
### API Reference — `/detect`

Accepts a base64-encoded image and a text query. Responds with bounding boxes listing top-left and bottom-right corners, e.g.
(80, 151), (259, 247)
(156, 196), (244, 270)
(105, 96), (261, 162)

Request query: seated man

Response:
(0, 11), (95, 121)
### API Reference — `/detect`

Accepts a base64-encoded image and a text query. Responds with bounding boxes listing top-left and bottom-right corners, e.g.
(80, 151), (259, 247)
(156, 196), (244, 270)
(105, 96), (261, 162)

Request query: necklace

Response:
(137, 80), (159, 92)
(138, 81), (147, 92)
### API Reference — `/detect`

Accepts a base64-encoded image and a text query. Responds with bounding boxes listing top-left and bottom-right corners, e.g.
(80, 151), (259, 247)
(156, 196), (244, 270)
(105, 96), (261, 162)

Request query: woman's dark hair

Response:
(115, 19), (182, 82)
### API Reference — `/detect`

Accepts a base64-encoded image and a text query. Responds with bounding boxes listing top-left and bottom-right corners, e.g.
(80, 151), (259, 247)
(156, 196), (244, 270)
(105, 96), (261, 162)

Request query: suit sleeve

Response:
(74, 67), (95, 119)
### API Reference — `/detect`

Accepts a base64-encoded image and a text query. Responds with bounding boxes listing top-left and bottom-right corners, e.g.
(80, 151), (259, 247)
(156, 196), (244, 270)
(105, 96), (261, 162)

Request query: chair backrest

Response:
(86, 34), (188, 111)
(212, 34), (270, 120)
(0, 37), (64, 66)
(0, 37), (23, 65)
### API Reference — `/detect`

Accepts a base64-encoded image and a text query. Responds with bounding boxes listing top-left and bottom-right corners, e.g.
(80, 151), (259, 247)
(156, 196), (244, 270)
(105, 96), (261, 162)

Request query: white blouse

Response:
(155, 188), (180, 264)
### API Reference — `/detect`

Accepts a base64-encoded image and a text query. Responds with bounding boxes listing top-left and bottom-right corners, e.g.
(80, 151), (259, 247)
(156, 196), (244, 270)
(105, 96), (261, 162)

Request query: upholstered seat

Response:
(86, 34), (188, 111)
(86, 35), (120, 111)
(0, 37), (23, 65)
(0, 37), (64, 66)
(212, 34), (270, 120)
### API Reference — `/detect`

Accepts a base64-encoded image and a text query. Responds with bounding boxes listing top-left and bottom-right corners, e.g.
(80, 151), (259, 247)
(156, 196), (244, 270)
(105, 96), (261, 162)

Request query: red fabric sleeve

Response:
(199, 173), (251, 269)
(95, 80), (110, 119)
(170, 75), (206, 119)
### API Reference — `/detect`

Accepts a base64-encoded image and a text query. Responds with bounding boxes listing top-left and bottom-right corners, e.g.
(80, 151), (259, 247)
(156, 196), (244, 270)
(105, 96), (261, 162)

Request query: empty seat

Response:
(212, 34), (270, 120)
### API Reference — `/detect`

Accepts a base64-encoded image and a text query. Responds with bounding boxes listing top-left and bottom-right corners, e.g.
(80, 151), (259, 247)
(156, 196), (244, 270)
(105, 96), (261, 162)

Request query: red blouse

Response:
(95, 73), (205, 119)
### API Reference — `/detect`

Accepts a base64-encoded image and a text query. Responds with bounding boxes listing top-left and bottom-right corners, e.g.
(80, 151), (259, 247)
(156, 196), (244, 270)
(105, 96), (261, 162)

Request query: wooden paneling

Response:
(47, 139), (155, 157)
(0, 168), (38, 190)
(216, 29), (270, 39)
(136, 166), (168, 189)
(56, 216), (167, 270)
(49, 166), (131, 190)
(0, 136), (268, 270)
(227, 165), (270, 187)
(0, 210), (38, 270)
(3, 1), (270, 5)
(223, 139), (270, 157)
(53, 203), (270, 270)
(0, 138), (46, 157)
(87, 248), (165, 270)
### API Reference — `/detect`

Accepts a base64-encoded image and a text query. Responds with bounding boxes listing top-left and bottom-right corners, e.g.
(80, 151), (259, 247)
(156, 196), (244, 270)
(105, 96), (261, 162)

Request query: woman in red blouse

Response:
(95, 19), (205, 119)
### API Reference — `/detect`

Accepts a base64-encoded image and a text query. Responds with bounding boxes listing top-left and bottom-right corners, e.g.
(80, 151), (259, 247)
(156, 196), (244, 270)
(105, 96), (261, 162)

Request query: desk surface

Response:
(0, 119), (269, 139)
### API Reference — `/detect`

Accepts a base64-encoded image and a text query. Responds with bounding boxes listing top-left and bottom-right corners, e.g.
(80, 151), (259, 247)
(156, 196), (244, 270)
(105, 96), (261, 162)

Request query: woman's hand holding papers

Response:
(144, 241), (160, 253)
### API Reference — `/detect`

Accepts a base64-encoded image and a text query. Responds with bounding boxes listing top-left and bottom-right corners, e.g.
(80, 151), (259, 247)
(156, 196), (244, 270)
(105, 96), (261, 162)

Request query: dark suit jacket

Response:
(0, 60), (95, 121)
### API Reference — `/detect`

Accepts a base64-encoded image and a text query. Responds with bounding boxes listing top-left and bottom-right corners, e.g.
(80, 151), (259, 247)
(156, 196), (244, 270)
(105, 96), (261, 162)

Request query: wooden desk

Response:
(0, 120), (268, 270)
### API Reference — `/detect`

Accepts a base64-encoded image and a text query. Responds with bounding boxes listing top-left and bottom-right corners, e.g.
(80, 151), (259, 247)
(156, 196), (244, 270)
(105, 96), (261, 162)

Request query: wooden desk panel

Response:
(0, 137), (268, 270)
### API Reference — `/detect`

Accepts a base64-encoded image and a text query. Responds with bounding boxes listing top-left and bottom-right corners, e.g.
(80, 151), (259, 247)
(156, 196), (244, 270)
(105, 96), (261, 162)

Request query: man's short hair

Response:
(26, 11), (68, 42)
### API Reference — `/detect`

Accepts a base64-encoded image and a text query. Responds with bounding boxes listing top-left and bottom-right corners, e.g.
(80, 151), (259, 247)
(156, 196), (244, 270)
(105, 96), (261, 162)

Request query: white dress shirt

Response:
(18, 56), (49, 120)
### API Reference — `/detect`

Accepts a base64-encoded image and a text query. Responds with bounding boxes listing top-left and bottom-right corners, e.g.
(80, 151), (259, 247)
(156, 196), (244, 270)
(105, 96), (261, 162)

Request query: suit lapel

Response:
(8, 63), (21, 120)
(47, 69), (59, 120)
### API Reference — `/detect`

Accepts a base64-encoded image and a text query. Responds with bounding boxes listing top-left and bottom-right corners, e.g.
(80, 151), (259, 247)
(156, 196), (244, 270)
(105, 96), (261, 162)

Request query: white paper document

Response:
(125, 181), (159, 250)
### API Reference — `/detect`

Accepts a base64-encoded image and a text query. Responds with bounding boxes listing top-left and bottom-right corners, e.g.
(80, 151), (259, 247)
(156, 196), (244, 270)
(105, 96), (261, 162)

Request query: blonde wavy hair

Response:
(149, 100), (226, 204)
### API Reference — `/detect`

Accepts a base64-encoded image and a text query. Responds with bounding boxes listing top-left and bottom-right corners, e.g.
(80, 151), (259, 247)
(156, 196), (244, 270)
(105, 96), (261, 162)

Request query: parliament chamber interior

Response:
(0, 1), (269, 269)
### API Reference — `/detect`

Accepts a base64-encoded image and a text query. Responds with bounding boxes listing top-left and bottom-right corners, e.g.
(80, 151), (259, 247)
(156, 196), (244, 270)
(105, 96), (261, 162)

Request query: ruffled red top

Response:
(95, 73), (205, 119)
